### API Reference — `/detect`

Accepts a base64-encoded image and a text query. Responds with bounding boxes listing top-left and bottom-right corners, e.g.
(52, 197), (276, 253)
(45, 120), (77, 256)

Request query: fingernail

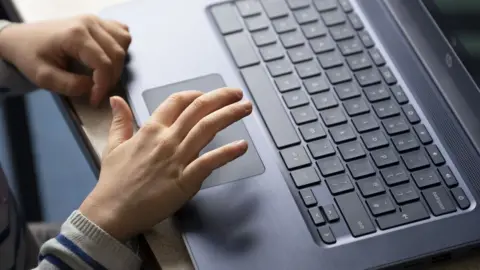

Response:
(234, 89), (243, 99)
(233, 140), (248, 149)
(241, 100), (252, 113)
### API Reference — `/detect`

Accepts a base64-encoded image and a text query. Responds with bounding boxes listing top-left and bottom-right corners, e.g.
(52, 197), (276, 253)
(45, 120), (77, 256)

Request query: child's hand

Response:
(0, 15), (131, 105)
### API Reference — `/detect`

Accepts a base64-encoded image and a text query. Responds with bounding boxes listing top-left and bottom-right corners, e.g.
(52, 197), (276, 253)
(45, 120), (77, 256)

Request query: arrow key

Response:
(322, 204), (340, 222)
(376, 201), (430, 230)
(318, 226), (336, 244)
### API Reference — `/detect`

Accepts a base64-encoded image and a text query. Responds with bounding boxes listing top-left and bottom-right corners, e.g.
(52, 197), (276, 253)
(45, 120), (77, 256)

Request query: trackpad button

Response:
(142, 74), (264, 189)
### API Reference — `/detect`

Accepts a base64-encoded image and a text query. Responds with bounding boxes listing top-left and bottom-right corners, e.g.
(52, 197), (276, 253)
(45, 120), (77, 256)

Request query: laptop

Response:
(99, 0), (480, 269)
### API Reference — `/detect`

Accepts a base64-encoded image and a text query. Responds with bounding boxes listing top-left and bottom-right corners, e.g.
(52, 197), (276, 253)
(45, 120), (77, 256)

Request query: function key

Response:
(280, 145), (312, 170)
(381, 165), (409, 186)
(392, 132), (420, 153)
(302, 21), (328, 39)
(391, 183), (419, 204)
(402, 104), (421, 124)
(361, 130), (389, 150)
(310, 36), (336, 53)
(373, 99), (400, 119)
(357, 176), (386, 197)
(412, 168), (441, 189)
(352, 114), (379, 133)
(402, 150), (430, 171)
(382, 116), (410, 135)
(364, 83), (390, 103)
(317, 156), (345, 176)
(260, 0), (289, 19)
(348, 12), (364, 30)
(358, 30), (375, 48)
(355, 68), (382, 87)
(299, 121), (327, 141)
(367, 195), (395, 216)
(294, 7), (319, 24)
(413, 124), (433, 144)
(236, 1), (263, 17)
(390, 85), (409, 104)
(330, 23), (355, 41)
(347, 158), (376, 179)
(308, 138), (336, 159)
(334, 81), (361, 100)
(451, 187), (470, 210)
(304, 75), (330, 94)
(245, 15), (270, 32)
(318, 226), (336, 244)
(275, 73), (301, 93)
(346, 52), (373, 71)
(291, 105), (318, 124)
(321, 9), (346, 26)
(294, 167), (321, 188)
(272, 16), (297, 34)
(309, 207), (326, 225)
(322, 204), (340, 222)
(300, 188), (318, 206)
(259, 43), (285, 61)
(313, 0), (338, 12)
(325, 174), (354, 195)
(369, 48), (386, 66)
(283, 90), (309, 108)
(211, 4), (244, 35)
(287, 0), (311, 10)
(422, 186), (456, 216)
(338, 0), (353, 13)
(425, 144), (445, 166)
(438, 166), (458, 187)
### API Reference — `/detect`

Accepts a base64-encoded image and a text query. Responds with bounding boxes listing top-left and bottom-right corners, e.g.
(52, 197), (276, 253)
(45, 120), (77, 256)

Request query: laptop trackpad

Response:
(142, 74), (265, 189)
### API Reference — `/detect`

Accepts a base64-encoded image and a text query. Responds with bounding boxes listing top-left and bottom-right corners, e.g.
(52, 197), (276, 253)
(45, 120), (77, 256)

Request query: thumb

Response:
(105, 96), (134, 156)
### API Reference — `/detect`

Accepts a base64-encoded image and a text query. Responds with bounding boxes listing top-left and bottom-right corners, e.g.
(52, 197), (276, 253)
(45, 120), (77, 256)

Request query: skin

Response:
(0, 15), (252, 241)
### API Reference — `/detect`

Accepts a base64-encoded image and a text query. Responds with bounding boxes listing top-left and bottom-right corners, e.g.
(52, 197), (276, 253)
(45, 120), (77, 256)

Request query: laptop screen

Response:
(422, 0), (480, 86)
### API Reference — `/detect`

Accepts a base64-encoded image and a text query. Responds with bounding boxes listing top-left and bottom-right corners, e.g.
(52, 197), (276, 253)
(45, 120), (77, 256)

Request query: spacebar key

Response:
(335, 193), (376, 237)
(241, 65), (300, 148)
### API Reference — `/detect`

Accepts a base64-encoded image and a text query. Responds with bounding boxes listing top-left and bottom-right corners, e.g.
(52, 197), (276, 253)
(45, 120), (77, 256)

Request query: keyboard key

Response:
(245, 15), (270, 32)
(225, 32), (260, 68)
(414, 124), (433, 145)
(337, 37), (363, 56)
(326, 174), (354, 194)
(426, 145), (445, 166)
(211, 4), (243, 35)
(402, 104), (420, 124)
(322, 204), (340, 222)
(267, 59), (292, 77)
(275, 73), (301, 93)
(362, 130), (389, 150)
(347, 158), (376, 179)
(413, 166), (442, 188)
(451, 187), (470, 210)
(300, 122), (327, 141)
(438, 166), (458, 187)
(259, 44), (285, 61)
(338, 0), (353, 12)
(346, 52), (373, 71)
(302, 21), (328, 39)
(236, 1), (262, 17)
(287, 0), (311, 9)
(320, 107), (347, 127)
(348, 12), (364, 30)
(272, 16), (297, 33)
(359, 30), (375, 48)
(379, 66), (397, 85)
(317, 156), (344, 176)
(376, 202), (429, 230)
(310, 36), (336, 53)
(312, 92), (338, 110)
(260, 0), (289, 19)
(381, 165), (409, 186)
(281, 146), (311, 170)
(330, 23), (355, 41)
(330, 124), (356, 144)
(392, 132), (420, 153)
(309, 207), (326, 225)
(321, 9), (346, 26)
(371, 147), (399, 168)
(317, 50), (344, 69)
(293, 167), (321, 188)
(313, 0), (338, 12)
(390, 85), (409, 104)
(369, 48), (386, 66)
(296, 61), (322, 79)
(391, 184), (419, 204)
(367, 195), (395, 216)
(383, 117), (410, 135)
(291, 106), (318, 124)
(402, 150), (430, 171)
(304, 76), (330, 94)
(355, 68), (382, 87)
(300, 188), (318, 206)
(326, 66), (352, 84)
(339, 141), (365, 161)
(294, 7), (319, 24)
(335, 193), (376, 237)
(283, 90), (309, 108)
(373, 100), (400, 119)
(364, 84), (390, 102)
(280, 30), (305, 48)
(343, 98), (369, 116)
(252, 29), (277, 46)
(352, 114), (379, 133)
(241, 65), (300, 148)
(357, 176), (385, 197)
(288, 45), (314, 63)
(308, 138), (335, 158)
(422, 186), (456, 216)
(334, 81), (361, 100)
(318, 226), (336, 244)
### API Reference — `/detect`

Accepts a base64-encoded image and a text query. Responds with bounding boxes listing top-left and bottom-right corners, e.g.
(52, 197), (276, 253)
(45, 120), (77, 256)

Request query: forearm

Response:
(34, 211), (142, 270)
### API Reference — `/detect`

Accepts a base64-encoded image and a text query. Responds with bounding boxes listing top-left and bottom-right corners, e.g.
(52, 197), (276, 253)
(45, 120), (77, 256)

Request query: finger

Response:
(99, 20), (132, 50)
(149, 91), (203, 126)
(109, 20), (129, 31)
(181, 140), (248, 192)
(178, 100), (252, 163)
(104, 96), (134, 157)
(34, 63), (93, 96)
(171, 88), (243, 139)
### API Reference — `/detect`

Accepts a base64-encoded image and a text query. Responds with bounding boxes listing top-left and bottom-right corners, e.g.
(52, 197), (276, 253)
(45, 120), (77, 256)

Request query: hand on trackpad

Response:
(142, 74), (264, 189)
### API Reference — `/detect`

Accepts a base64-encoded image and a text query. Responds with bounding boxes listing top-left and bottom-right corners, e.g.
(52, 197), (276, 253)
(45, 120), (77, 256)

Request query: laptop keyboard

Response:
(209, 0), (471, 244)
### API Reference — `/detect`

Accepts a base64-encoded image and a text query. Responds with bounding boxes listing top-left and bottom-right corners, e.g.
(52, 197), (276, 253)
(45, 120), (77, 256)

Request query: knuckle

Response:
(121, 32), (132, 46)
(80, 14), (98, 25)
(167, 92), (187, 105)
(141, 122), (162, 135)
(34, 66), (53, 86)
(67, 24), (87, 37)
(191, 97), (208, 111)
(113, 46), (126, 60)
